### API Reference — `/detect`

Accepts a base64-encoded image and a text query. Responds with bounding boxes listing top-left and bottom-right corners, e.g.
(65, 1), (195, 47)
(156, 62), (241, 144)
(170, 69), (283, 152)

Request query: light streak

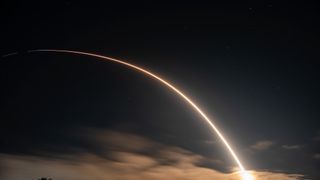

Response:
(2, 52), (18, 58)
(27, 49), (253, 180)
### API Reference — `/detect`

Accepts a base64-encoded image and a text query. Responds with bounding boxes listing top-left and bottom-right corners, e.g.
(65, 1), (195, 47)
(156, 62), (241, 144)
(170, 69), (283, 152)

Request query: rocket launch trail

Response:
(26, 49), (253, 180)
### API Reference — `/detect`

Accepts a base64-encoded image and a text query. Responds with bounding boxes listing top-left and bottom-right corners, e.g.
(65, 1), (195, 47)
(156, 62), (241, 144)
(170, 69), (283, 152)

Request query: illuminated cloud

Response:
(282, 145), (302, 150)
(0, 130), (304, 180)
(313, 153), (320, 160)
(250, 140), (274, 151)
(202, 139), (217, 145)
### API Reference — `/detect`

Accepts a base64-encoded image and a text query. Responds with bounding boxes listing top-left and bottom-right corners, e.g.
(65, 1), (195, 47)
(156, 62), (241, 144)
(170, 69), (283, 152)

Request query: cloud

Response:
(202, 139), (217, 145)
(313, 153), (320, 160)
(282, 145), (302, 150)
(0, 130), (304, 180)
(250, 140), (274, 151)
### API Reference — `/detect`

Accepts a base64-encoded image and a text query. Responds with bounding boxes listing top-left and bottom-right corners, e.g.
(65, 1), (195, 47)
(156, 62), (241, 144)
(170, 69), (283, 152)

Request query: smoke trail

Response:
(1, 52), (18, 58)
(26, 49), (252, 179)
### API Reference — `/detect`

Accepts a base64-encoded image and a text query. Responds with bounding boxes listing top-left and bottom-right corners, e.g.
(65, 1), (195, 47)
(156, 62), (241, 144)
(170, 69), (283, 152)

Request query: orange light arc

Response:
(28, 49), (252, 180)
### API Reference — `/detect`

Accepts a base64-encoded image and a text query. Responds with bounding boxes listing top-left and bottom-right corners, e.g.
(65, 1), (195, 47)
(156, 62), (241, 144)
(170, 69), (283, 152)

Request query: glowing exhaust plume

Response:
(27, 49), (253, 180)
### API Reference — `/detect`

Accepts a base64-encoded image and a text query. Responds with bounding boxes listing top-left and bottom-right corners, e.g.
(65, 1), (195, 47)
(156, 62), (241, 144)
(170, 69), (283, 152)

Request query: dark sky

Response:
(1, 1), (320, 180)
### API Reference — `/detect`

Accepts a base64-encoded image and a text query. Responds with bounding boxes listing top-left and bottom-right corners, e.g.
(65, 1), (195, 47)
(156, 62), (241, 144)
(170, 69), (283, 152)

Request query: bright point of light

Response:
(241, 170), (255, 180)
(28, 49), (252, 178)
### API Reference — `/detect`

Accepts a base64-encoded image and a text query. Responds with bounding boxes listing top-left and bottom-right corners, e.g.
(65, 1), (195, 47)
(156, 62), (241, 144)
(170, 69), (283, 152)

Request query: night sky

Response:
(1, 1), (320, 180)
